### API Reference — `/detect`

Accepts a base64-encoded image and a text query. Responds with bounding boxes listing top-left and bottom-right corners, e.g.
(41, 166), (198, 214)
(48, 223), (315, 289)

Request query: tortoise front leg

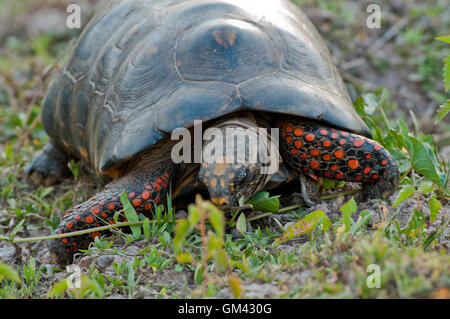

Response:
(277, 119), (399, 200)
(49, 160), (177, 265)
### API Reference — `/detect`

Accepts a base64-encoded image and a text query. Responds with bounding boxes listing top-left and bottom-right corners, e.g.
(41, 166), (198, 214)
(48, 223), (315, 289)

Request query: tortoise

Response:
(25, 0), (399, 265)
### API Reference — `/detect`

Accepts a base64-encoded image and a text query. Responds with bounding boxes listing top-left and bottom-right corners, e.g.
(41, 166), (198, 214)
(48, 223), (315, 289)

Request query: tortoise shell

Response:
(41, 0), (370, 179)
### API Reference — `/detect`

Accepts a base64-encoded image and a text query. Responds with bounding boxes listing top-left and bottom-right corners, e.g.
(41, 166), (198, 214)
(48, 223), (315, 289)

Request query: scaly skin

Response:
(49, 161), (176, 265)
(276, 119), (399, 199)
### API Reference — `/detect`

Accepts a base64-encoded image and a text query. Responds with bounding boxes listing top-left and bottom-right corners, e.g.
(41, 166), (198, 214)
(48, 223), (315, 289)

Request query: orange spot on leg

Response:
(310, 160), (319, 169)
(294, 128), (303, 136)
(354, 139), (364, 147)
(335, 172), (344, 179)
(347, 159), (359, 170)
(142, 190), (151, 200)
(333, 149), (344, 159)
(85, 216), (94, 224)
(132, 198), (142, 207)
(309, 149), (319, 157)
(304, 134), (315, 142)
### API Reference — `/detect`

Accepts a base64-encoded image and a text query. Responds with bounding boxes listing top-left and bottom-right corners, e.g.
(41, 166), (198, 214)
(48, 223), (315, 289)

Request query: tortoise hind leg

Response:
(49, 160), (176, 266)
(25, 142), (71, 187)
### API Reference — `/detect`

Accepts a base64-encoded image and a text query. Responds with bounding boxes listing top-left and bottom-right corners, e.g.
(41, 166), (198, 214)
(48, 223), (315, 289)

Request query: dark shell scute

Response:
(176, 19), (277, 84)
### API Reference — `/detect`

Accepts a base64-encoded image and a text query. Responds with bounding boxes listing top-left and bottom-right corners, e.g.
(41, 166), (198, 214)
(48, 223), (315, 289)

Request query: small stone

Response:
(95, 255), (114, 270)
(0, 244), (16, 263)
(231, 228), (243, 239)
(175, 210), (188, 220)
(126, 245), (140, 256)
(79, 256), (93, 268)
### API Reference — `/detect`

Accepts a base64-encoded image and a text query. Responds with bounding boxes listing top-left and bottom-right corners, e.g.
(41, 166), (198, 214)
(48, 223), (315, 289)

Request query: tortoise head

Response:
(198, 156), (264, 208)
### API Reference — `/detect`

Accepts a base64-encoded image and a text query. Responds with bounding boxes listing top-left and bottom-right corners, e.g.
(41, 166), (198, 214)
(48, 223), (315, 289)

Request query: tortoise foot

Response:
(24, 143), (71, 187)
(299, 173), (320, 206)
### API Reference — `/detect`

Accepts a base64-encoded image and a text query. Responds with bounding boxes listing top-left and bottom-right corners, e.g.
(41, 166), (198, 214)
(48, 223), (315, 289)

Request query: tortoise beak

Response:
(211, 195), (230, 207)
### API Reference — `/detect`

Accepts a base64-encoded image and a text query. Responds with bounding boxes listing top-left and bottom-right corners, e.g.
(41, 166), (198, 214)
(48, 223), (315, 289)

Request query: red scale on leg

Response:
(132, 198), (143, 207)
(294, 128), (303, 136)
(330, 132), (339, 139)
(304, 134), (315, 142)
(335, 172), (344, 179)
(285, 136), (293, 144)
(354, 139), (364, 147)
(90, 206), (100, 215)
(310, 160), (319, 170)
(142, 190), (151, 200)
